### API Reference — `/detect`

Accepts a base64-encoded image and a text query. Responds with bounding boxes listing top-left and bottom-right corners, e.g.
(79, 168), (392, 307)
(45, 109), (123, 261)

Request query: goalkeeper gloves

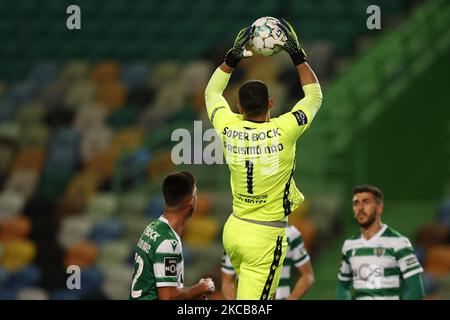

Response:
(277, 18), (307, 66)
(224, 26), (254, 68)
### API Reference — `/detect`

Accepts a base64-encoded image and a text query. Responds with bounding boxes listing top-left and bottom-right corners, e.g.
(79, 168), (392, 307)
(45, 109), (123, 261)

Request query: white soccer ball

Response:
(250, 17), (287, 57)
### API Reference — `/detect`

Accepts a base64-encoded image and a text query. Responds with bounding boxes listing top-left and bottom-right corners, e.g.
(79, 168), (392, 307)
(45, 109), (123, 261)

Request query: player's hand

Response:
(199, 278), (216, 294)
(277, 18), (307, 66)
(224, 26), (254, 68)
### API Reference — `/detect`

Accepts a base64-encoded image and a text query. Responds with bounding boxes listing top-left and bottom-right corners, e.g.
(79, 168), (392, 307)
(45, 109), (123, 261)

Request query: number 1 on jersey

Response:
(245, 160), (254, 194)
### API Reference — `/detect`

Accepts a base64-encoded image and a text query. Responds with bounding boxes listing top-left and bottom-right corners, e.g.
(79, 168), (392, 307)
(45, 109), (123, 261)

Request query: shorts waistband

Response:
(231, 212), (287, 229)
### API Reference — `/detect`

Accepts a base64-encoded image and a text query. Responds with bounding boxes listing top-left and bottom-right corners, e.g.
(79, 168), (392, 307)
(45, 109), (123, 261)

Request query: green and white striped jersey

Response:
(338, 224), (423, 300)
(129, 216), (184, 300)
(222, 225), (310, 299)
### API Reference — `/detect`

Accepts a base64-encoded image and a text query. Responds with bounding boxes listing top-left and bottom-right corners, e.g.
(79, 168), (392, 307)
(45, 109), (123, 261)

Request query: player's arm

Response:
(276, 19), (322, 137)
(395, 237), (425, 300)
(158, 278), (215, 300)
(336, 280), (352, 300)
(336, 245), (353, 300)
(220, 251), (237, 299)
(205, 27), (252, 127)
(287, 260), (314, 300)
(286, 229), (314, 300)
(402, 273), (425, 300)
(221, 272), (237, 300)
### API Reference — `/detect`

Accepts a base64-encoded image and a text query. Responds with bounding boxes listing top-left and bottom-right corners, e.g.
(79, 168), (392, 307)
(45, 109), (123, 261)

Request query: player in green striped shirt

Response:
(129, 171), (215, 300)
(221, 225), (315, 300)
(336, 185), (425, 300)
(205, 19), (322, 300)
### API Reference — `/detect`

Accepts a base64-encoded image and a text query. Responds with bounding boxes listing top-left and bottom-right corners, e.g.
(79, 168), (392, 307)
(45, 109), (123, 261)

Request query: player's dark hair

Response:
(352, 185), (384, 204)
(238, 80), (269, 117)
(162, 171), (196, 207)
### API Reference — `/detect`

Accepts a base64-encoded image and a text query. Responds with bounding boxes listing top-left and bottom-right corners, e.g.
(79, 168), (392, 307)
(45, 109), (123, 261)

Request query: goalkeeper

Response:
(204, 19), (323, 300)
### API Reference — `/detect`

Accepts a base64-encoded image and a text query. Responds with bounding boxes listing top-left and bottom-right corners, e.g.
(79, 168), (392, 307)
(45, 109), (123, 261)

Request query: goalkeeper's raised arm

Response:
(204, 26), (253, 129)
(277, 18), (323, 126)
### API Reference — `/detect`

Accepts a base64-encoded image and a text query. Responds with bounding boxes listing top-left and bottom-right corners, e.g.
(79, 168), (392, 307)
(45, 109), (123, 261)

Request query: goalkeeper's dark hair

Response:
(239, 80), (269, 117)
(162, 171), (196, 207)
(352, 185), (384, 204)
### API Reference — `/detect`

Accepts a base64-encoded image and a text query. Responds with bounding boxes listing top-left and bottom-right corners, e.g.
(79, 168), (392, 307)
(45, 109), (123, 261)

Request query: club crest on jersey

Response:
(374, 247), (385, 257)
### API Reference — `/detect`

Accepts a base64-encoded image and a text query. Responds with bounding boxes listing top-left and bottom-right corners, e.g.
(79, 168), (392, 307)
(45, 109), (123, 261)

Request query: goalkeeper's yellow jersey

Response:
(205, 68), (322, 222)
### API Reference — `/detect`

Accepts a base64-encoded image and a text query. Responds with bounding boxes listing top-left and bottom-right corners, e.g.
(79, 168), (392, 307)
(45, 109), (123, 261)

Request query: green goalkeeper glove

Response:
(277, 18), (307, 66)
(224, 26), (254, 68)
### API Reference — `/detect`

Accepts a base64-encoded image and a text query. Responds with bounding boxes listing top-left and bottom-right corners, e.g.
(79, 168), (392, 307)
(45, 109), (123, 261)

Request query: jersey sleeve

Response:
(288, 227), (310, 267)
(154, 239), (181, 287)
(205, 67), (240, 131)
(338, 243), (352, 282)
(275, 83), (323, 141)
(394, 237), (423, 280)
(221, 250), (236, 275)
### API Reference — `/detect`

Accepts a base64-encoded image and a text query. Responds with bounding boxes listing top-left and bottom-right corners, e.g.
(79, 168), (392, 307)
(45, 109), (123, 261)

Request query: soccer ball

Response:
(250, 17), (287, 57)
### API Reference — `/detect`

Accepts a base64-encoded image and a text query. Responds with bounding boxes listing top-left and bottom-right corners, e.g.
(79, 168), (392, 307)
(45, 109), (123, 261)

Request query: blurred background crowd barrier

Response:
(0, 0), (449, 299)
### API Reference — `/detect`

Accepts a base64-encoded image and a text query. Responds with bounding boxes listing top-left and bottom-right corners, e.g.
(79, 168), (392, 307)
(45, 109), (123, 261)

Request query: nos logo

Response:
(164, 258), (178, 276)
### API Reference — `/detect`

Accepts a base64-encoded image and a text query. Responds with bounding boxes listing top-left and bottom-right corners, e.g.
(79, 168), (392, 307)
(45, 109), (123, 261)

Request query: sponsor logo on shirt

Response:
(292, 110), (308, 126)
(164, 257), (178, 276)
(405, 256), (418, 266)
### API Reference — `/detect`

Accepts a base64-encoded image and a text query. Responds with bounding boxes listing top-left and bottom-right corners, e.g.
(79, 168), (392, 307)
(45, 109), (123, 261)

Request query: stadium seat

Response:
(437, 199), (450, 228)
(121, 215), (151, 242)
(11, 148), (45, 174)
(59, 60), (90, 85)
(16, 287), (49, 300)
(89, 218), (124, 244)
(0, 142), (16, 175)
(18, 124), (49, 149)
(183, 216), (219, 248)
(0, 239), (36, 271)
(84, 193), (119, 223)
(64, 80), (96, 109)
(0, 123), (19, 142)
(80, 124), (113, 162)
(89, 61), (121, 86)
(110, 128), (144, 155)
(79, 267), (103, 298)
(27, 62), (58, 87)
(97, 240), (132, 269)
(14, 102), (47, 127)
(144, 195), (165, 219)
(120, 63), (151, 89)
(5, 264), (42, 289)
(50, 289), (82, 300)
(58, 216), (94, 250)
(106, 106), (139, 130)
(100, 264), (132, 300)
(0, 191), (26, 222)
(0, 215), (32, 241)
(95, 81), (126, 111)
(5, 169), (38, 200)
(63, 241), (99, 268)
(425, 245), (450, 277)
(74, 103), (108, 135)
(120, 191), (149, 217)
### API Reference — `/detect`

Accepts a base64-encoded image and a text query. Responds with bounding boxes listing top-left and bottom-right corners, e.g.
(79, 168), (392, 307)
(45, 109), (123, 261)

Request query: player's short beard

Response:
(356, 212), (377, 229)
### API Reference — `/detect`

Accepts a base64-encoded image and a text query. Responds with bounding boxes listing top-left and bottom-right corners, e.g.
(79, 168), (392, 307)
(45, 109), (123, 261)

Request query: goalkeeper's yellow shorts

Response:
(223, 213), (287, 300)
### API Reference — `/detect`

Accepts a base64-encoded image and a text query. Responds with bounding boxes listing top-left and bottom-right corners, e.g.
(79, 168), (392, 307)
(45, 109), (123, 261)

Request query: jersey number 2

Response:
(131, 253), (144, 298)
